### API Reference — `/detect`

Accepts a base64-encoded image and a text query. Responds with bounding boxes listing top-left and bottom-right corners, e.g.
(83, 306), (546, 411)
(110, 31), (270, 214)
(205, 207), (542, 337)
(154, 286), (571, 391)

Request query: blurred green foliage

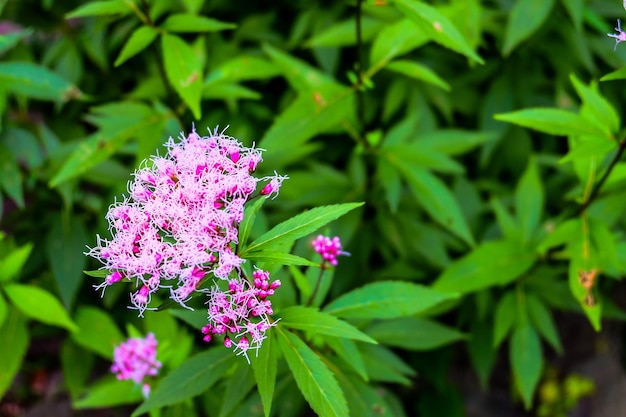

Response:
(2, 0), (626, 416)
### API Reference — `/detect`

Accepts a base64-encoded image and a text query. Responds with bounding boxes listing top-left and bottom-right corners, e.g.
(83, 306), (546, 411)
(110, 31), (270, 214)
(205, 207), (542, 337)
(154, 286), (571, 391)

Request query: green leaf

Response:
(334, 365), (395, 417)
(515, 157), (543, 244)
(239, 197), (266, 249)
(114, 26), (159, 67)
(50, 102), (161, 186)
(502, 0), (555, 55)
(324, 281), (457, 319)
(467, 319), (496, 389)
(0, 242), (33, 282)
(570, 73), (620, 138)
(61, 340), (94, 400)
(161, 34), (202, 119)
(74, 377), (143, 409)
(133, 348), (234, 416)
(0, 144), (24, 208)
(394, 0), (483, 64)
(370, 18), (429, 72)
(526, 293), (562, 353)
(510, 325), (543, 410)
(561, 0), (583, 32)
(205, 56), (280, 84)
(383, 143), (464, 174)
(280, 306), (377, 343)
(392, 163), (474, 246)
(161, 13), (236, 33)
(0, 293), (7, 328)
(83, 269), (110, 278)
(242, 203), (363, 255)
(568, 256), (601, 331)
(4, 284), (78, 332)
(360, 344), (415, 385)
(537, 218), (580, 255)
(324, 336), (368, 381)
(307, 17), (383, 48)
(71, 307), (124, 359)
(243, 251), (318, 267)
(46, 215), (87, 309)
(386, 60), (450, 91)
(490, 198), (521, 242)
(0, 29), (32, 55)
(493, 291), (517, 347)
(417, 130), (496, 155)
(276, 328), (349, 417)
(0, 308), (28, 399)
(494, 108), (606, 138)
(219, 362), (256, 417)
(364, 317), (466, 350)
(66, 0), (131, 18)
(250, 333), (278, 417)
(600, 66), (626, 82)
(0, 62), (81, 102)
(433, 240), (536, 293)
(260, 88), (355, 167)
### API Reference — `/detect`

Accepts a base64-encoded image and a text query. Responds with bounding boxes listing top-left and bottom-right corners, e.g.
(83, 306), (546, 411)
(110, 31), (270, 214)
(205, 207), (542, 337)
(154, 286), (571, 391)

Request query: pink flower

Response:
(86, 126), (287, 313)
(201, 269), (281, 362)
(312, 235), (349, 266)
(608, 19), (626, 50)
(111, 333), (161, 398)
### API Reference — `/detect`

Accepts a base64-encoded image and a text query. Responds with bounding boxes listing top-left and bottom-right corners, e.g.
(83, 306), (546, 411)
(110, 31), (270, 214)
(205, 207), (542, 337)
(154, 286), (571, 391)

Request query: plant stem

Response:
(305, 265), (326, 307)
(355, 0), (365, 136)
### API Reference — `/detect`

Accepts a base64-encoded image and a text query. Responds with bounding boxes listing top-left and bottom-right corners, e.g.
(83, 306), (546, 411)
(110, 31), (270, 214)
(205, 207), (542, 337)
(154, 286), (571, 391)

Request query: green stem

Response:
(305, 264), (327, 307)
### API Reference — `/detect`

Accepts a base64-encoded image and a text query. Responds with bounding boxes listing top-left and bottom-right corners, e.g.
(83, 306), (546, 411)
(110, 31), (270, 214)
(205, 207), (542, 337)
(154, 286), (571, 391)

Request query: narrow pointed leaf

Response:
(365, 317), (466, 350)
(250, 333), (278, 417)
(324, 281), (457, 319)
(502, 0), (555, 55)
(276, 328), (348, 417)
(161, 14), (236, 33)
(161, 34), (202, 119)
(0, 309), (29, 399)
(515, 157), (543, 244)
(242, 203), (363, 255)
(281, 306), (377, 343)
(114, 26), (159, 67)
(386, 60), (450, 91)
(66, 0), (131, 18)
(243, 251), (317, 267)
(510, 325), (543, 409)
(4, 284), (78, 332)
(133, 348), (234, 416)
(494, 108), (606, 138)
(0, 62), (81, 102)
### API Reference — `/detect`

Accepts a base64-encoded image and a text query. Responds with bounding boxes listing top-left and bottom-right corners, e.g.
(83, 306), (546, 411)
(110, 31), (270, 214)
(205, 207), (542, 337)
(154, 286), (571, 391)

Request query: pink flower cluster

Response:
(87, 127), (287, 315)
(111, 333), (161, 398)
(312, 235), (348, 266)
(608, 19), (626, 50)
(202, 269), (281, 361)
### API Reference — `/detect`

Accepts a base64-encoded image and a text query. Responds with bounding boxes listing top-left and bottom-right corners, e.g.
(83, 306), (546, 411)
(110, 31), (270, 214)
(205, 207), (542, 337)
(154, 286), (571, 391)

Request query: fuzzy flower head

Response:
(111, 333), (161, 398)
(201, 269), (281, 362)
(86, 127), (286, 314)
(609, 19), (626, 50)
(312, 235), (349, 266)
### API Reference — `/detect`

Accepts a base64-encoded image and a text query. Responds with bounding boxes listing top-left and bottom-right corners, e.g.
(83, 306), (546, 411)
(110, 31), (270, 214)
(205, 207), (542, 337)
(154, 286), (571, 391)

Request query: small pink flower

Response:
(312, 235), (349, 266)
(111, 333), (161, 398)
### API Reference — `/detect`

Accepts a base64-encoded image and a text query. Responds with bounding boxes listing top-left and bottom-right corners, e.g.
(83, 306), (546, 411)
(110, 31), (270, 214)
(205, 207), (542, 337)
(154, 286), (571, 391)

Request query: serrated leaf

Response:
(325, 336), (368, 381)
(114, 26), (159, 67)
(510, 325), (543, 410)
(334, 365), (395, 417)
(66, 0), (131, 18)
(242, 203), (363, 255)
(526, 293), (562, 353)
(133, 348), (234, 416)
(250, 333), (277, 417)
(493, 291), (517, 347)
(71, 307), (124, 359)
(0, 242), (33, 282)
(391, 163), (474, 246)
(502, 0), (555, 55)
(276, 328), (348, 417)
(219, 362), (256, 417)
(386, 60), (450, 91)
(74, 377), (143, 408)
(394, 0), (483, 64)
(433, 240), (536, 293)
(243, 251), (318, 267)
(4, 284), (78, 332)
(161, 13), (236, 33)
(515, 157), (543, 244)
(360, 344), (415, 385)
(494, 108), (606, 138)
(324, 281), (457, 319)
(0, 308), (28, 399)
(161, 34), (202, 119)
(364, 317), (466, 350)
(0, 62), (81, 102)
(281, 306), (377, 343)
